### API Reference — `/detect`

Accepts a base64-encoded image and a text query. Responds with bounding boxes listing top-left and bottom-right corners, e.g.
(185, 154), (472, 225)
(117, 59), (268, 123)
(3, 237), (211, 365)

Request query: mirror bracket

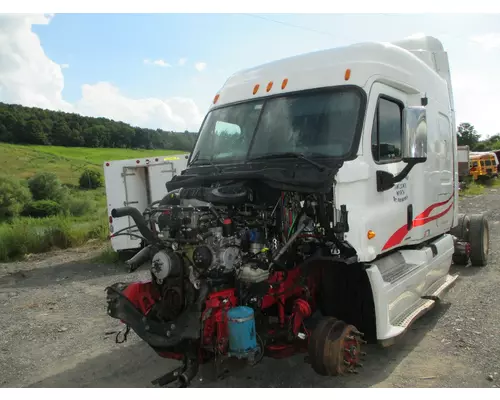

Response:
(376, 160), (420, 192)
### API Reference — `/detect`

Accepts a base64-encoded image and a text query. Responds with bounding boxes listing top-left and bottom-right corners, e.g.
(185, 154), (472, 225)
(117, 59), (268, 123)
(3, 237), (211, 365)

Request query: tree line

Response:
(458, 122), (500, 152)
(0, 102), (199, 151)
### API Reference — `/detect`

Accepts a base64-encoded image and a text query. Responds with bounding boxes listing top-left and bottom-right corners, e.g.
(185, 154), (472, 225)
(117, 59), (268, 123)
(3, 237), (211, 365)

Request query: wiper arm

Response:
(187, 149), (200, 167)
(248, 152), (330, 172)
(187, 150), (222, 173)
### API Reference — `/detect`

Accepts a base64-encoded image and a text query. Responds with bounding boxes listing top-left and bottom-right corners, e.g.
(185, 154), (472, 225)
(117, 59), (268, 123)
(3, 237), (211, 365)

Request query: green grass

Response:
(460, 176), (500, 197)
(0, 212), (109, 262)
(91, 244), (121, 264)
(28, 145), (186, 164)
(0, 143), (187, 185)
(0, 142), (188, 262)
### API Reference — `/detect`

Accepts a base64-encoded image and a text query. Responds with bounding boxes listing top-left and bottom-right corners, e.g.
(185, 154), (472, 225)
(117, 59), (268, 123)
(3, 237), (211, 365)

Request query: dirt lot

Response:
(1, 190), (500, 388)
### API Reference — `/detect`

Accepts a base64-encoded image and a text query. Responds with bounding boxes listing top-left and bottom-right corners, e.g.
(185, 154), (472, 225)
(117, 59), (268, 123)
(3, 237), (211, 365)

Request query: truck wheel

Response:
(451, 213), (470, 242)
(308, 317), (364, 376)
(469, 214), (489, 267)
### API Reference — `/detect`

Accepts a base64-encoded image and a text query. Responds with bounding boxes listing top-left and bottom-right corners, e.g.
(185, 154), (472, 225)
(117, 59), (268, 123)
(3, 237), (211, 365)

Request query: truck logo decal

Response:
(393, 181), (408, 203)
(382, 192), (454, 251)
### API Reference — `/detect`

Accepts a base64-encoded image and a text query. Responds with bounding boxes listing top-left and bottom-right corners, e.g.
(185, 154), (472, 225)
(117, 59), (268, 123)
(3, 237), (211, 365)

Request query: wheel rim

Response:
(483, 222), (489, 256)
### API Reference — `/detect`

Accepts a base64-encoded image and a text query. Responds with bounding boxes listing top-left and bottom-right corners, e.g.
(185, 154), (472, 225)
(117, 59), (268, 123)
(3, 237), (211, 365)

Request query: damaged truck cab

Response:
(105, 36), (489, 387)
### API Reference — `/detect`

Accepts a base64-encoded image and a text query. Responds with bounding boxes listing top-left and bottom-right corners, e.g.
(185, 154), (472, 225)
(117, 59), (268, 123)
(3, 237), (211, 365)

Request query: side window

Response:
(371, 97), (403, 163)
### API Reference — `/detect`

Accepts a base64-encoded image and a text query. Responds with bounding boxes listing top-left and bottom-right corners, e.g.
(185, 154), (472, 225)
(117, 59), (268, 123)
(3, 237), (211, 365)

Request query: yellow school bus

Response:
(469, 153), (497, 181)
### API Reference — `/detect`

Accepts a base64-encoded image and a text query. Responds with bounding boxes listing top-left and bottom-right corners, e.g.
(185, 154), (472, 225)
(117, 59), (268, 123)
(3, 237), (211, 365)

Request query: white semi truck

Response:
(103, 35), (489, 386)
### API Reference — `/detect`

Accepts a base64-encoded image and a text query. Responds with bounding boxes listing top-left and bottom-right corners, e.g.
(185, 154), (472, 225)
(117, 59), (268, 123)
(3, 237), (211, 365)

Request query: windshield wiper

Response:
(248, 152), (331, 172)
(187, 150), (222, 173)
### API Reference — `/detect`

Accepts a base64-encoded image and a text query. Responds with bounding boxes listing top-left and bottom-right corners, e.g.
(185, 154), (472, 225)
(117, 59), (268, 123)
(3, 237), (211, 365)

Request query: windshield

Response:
(190, 88), (364, 164)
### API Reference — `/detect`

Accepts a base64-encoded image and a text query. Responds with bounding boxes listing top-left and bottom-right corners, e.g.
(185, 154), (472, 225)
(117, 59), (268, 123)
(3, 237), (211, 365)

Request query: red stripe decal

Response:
(382, 193), (454, 251)
(413, 203), (453, 227)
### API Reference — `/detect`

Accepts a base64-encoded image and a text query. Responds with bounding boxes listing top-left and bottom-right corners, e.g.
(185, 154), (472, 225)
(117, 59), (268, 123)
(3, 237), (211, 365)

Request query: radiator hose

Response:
(111, 206), (156, 243)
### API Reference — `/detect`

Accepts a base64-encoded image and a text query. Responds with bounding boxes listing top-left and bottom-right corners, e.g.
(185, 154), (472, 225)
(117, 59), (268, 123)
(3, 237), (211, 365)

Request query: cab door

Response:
(365, 82), (414, 253)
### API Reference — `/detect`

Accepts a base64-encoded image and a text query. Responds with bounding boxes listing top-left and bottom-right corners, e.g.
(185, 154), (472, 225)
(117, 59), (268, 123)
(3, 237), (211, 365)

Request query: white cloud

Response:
(0, 14), (203, 132)
(144, 59), (171, 67)
(178, 57), (187, 66)
(470, 33), (500, 50)
(60, 63), (69, 69)
(195, 62), (207, 72)
(0, 13), (71, 112)
(405, 32), (426, 40)
(76, 82), (203, 132)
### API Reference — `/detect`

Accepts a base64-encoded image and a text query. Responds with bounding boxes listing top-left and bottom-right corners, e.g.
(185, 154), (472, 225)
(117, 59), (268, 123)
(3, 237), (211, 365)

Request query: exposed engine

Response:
(105, 180), (366, 387)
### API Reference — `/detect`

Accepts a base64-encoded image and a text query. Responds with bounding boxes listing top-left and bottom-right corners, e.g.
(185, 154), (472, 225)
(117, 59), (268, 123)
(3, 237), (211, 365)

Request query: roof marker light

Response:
(253, 84), (260, 95)
(344, 69), (351, 81)
(266, 81), (273, 92)
(281, 78), (288, 89)
(213, 94), (220, 104)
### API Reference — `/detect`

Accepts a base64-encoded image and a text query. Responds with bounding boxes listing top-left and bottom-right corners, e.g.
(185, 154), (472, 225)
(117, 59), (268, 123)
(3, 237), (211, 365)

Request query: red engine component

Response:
(119, 265), (321, 363)
(121, 281), (158, 316)
(291, 298), (312, 336)
(201, 288), (238, 353)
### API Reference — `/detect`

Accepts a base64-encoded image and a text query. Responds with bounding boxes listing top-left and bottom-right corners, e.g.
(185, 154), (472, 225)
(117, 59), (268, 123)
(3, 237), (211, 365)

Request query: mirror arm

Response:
(376, 159), (420, 192)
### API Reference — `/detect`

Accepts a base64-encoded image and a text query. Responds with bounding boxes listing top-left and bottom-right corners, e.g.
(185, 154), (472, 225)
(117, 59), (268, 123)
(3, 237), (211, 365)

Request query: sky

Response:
(0, 13), (499, 136)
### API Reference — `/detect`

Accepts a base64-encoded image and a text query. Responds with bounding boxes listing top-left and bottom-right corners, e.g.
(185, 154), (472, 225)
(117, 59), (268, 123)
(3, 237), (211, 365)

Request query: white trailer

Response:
(103, 154), (189, 254)
(457, 145), (470, 181)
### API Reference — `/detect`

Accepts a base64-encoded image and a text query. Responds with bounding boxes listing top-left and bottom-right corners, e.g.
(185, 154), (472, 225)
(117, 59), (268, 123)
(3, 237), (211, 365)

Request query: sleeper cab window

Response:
(371, 97), (403, 163)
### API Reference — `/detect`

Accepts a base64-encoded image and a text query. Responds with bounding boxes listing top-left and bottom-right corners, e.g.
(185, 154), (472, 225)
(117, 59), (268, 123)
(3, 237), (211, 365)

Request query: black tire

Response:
(451, 213), (470, 242)
(469, 214), (489, 267)
(452, 253), (469, 265)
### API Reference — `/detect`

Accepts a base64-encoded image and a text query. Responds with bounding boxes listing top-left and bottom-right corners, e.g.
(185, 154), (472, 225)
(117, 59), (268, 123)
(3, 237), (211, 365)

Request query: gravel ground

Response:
(1, 190), (500, 388)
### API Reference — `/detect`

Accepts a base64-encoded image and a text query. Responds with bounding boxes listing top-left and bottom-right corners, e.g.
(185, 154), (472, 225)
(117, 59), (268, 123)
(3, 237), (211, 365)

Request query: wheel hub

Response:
(308, 317), (366, 376)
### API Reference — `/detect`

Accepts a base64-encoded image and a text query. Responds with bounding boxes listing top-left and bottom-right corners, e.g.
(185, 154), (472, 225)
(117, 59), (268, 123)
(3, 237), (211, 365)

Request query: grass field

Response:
(0, 143), (187, 262)
(0, 143), (187, 185)
(460, 176), (500, 196)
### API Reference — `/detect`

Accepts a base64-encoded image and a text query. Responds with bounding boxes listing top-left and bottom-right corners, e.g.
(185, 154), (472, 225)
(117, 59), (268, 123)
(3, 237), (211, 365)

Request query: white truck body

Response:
(457, 145), (470, 180)
(103, 154), (189, 252)
(457, 145), (470, 163)
(205, 35), (462, 344)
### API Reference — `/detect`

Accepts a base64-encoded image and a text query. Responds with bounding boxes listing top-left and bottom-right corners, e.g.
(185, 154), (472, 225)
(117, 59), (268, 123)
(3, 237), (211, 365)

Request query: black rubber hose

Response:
(111, 207), (156, 243)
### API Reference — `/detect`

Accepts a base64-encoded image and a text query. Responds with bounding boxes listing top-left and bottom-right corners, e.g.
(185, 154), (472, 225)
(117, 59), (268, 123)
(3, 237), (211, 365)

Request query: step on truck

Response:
(103, 35), (489, 387)
(103, 154), (189, 268)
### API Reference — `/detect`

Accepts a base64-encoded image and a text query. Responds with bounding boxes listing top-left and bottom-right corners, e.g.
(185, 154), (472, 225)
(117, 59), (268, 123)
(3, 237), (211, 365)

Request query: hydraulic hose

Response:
(111, 207), (156, 243)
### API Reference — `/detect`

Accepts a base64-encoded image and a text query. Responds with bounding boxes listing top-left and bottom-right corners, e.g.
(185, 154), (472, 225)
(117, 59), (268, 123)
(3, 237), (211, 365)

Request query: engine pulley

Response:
(192, 245), (214, 269)
(151, 251), (181, 281)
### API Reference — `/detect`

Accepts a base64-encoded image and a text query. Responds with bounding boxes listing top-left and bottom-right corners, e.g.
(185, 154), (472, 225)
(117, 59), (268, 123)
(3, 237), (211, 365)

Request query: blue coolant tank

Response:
(227, 306), (258, 357)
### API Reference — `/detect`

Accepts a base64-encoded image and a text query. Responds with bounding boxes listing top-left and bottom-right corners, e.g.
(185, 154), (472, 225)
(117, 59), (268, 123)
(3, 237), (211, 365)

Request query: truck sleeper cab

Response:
(192, 35), (489, 346)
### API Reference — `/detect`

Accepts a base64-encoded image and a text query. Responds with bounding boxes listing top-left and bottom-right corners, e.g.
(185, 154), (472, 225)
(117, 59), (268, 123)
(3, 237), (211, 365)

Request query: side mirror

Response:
(376, 106), (428, 192)
(402, 106), (427, 163)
